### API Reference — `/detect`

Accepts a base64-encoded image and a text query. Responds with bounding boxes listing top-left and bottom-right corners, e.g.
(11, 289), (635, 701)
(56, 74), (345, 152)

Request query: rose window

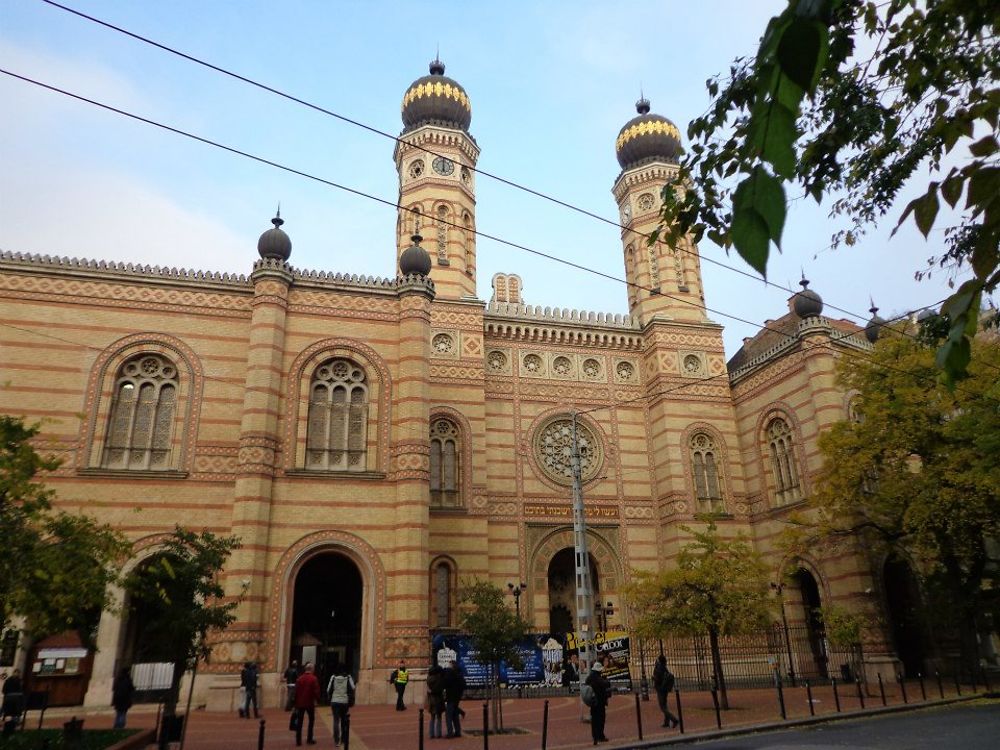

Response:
(582, 358), (602, 379)
(523, 354), (543, 373)
(683, 354), (703, 374)
(487, 351), (507, 371)
(637, 193), (655, 211)
(409, 160), (425, 179)
(616, 361), (635, 380)
(433, 333), (454, 354)
(534, 417), (603, 485)
(553, 356), (572, 376)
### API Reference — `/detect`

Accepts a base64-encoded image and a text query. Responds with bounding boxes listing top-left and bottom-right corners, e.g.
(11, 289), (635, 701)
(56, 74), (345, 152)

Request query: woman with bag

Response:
(327, 665), (356, 747)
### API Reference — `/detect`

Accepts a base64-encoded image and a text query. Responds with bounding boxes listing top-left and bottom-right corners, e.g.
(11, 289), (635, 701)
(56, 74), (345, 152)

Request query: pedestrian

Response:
(327, 664), (355, 747)
(388, 660), (408, 710)
(293, 662), (320, 746)
(442, 659), (465, 739)
(2, 669), (24, 723)
(284, 659), (301, 711)
(426, 661), (445, 739)
(239, 661), (260, 718)
(652, 654), (679, 728)
(585, 661), (611, 745)
(561, 656), (578, 690)
(111, 667), (136, 729)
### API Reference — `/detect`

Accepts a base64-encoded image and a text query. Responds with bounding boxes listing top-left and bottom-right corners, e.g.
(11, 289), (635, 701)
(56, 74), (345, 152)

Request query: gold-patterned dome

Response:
(615, 98), (681, 169)
(401, 58), (472, 133)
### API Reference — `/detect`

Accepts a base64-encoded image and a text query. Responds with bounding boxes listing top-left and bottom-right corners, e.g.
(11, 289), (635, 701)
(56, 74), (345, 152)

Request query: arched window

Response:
(436, 205), (449, 263)
(306, 359), (368, 471)
(766, 417), (801, 504)
(432, 560), (453, 628)
(430, 417), (460, 507)
(690, 432), (723, 511)
(411, 206), (422, 235)
(648, 246), (660, 289)
(463, 211), (475, 275)
(102, 353), (178, 470)
(625, 244), (637, 308)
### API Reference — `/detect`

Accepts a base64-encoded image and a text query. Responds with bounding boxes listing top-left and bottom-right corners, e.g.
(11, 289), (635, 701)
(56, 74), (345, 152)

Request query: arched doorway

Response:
(883, 556), (925, 676)
(547, 548), (600, 635)
(118, 554), (179, 703)
(790, 568), (827, 679)
(290, 553), (363, 691)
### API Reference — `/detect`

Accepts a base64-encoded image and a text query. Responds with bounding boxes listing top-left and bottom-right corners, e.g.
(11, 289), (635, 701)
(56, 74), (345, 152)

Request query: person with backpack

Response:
(327, 665), (355, 746)
(583, 661), (611, 745)
(652, 654), (679, 728)
(425, 662), (445, 739)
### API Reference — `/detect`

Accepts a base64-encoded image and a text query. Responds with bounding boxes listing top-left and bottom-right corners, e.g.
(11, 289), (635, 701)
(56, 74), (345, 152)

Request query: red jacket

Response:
(294, 672), (320, 709)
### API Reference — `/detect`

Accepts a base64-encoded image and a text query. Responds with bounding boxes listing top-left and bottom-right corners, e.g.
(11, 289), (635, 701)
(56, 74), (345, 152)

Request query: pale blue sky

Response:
(0, 0), (968, 357)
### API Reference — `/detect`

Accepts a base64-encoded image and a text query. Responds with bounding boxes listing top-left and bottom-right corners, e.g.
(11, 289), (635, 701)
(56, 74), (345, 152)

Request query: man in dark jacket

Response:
(585, 661), (611, 745)
(426, 663), (445, 739)
(283, 660), (300, 711)
(442, 660), (466, 738)
(293, 663), (320, 746)
(239, 662), (260, 718)
(111, 667), (136, 729)
(652, 654), (679, 728)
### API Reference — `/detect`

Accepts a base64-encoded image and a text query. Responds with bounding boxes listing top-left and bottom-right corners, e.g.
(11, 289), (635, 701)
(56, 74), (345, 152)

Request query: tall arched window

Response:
(429, 417), (461, 508)
(463, 211), (475, 275)
(626, 244), (637, 308)
(766, 417), (801, 504)
(432, 560), (453, 628)
(411, 206), (422, 235)
(103, 354), (178, 470)
(690, 432), (723, 511)
(648, 246), (661, 289)
(306, 359), (368, 471)
(436, 205), (449, 263)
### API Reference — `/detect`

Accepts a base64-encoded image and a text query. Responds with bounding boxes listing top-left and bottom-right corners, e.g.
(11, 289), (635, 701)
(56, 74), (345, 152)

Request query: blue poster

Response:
(432, 634), (564, 687)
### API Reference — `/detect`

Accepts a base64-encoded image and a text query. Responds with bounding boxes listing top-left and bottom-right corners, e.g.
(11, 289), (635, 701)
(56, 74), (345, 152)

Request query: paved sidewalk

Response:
(24, 679), (991, 749)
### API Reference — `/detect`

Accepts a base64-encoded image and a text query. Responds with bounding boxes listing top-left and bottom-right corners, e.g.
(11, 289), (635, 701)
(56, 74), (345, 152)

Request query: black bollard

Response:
(954, 670), (962, 697)
(970, 668), (978, 694)
(776, 676), (786, 720)
(918, 673), (926, 701)
(856, 678), (865, 709)
(936, 671), (944, 699)
(806, 680), (815, 716)
(710, 687), (722, 729)
(634, 692), (643, 741)
(257, 718), (265, 750)
(877, 673), (887, 706)
(982, 667), (992, 693)
(419, 708), (424, 750)
(674, 688), (684, 734)
(898, 674), (908, 704)
(541, 700), (549, 750)
(831, 678), (841, 713)
(344, 712), (351, 750)
(482, 702), (489, 750)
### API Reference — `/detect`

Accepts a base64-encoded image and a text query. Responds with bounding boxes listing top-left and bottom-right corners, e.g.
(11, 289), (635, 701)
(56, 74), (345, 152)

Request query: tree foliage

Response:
(457, 579), (528, 732)
(624, 521), (772, 708)
(787, 328), (1000, 661)
(125, 526), (241, 721)
(0, 414), (129, 643)
(654, 0), (999, 384)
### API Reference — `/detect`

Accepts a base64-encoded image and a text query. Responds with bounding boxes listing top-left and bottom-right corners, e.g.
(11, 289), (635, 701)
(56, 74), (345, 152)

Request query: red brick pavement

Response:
(27, 678), (974, 749)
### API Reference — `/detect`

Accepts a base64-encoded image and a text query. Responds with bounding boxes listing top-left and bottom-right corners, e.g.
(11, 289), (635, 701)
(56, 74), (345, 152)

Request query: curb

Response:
(612, 693), (1000, 749)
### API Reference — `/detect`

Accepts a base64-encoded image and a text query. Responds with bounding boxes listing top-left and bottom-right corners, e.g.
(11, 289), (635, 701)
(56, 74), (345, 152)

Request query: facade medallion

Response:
(461, 166), (472, 186)
(408, 160), (424, 179)
(637, 193), (655, 211)
(582, 358), (602, 380)
(683, 354), (703, 374)
(552, 356), (572, 376)
(534, 416), (603, 485)
(432, 333), (454, 354)
(615, 361), (635, 381)
(487, 350), (508, 371)
(523, 353), (543, 373)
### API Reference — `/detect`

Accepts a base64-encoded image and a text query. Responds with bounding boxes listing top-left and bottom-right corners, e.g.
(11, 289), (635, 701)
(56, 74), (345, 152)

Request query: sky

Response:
(0, 0), (972, 358)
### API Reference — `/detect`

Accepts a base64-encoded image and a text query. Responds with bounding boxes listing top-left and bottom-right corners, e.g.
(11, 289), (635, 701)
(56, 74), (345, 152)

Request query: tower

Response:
(394, 59), (480, 300)
(612, 98), (707, 323)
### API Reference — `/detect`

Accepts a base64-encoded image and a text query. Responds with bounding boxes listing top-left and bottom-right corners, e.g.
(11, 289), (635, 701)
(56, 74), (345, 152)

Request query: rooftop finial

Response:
(272, 203), (284, 228)
(799, 269), (809, 289)
(635, 94), (651, 115)
(429, 53), (445, 75)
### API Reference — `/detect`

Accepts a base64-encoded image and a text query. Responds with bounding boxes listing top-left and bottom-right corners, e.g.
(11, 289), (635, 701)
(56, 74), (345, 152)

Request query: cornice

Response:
(393, 124), (480, 165)
(612, 161), (680, 199)
(484, 301), (642, 348)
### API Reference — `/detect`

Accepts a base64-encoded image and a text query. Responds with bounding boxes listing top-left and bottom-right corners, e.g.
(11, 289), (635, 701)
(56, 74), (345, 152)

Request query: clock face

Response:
(432, 156), (455, 176)
(621, 203), (632, 223)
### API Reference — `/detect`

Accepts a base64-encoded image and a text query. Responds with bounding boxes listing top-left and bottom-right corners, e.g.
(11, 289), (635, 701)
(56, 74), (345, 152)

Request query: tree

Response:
(623, 521), (772, 708)
(653, 0), (999, 384)
(785, 327), (1000, 668)
(457, 580), (528, 733)
(125, 526), (241, 739)
(0, 414), (128, 643)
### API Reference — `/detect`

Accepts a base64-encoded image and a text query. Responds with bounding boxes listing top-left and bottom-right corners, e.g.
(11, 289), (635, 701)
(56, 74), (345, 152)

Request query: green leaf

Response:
(966, 166), (1000, 211)
(776, 18), (830, 92)
(730, 210), (770, 276)
(969, 135), (999, 157)
(749, 101), (798, 178)
(940, 173), (963, 208)
(913, 188), (940, 237)
(734, 166), (787, 243)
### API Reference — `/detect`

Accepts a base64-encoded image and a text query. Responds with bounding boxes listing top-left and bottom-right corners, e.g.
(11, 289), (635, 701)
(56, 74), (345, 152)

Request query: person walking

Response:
(293, 662), (320, 746)
(239, 661), (260, 718)
(388, 660), (408, 710)
(1, 669), (24, 724)
(327, 665), (355, 747)
(426, 662), (445, 739)
(111, 667), (136, 729)
(283, 660), (301, 711)
(652, 654), (679, 728)
(585, 661), (611, 745)
(442, 660), (465, 739)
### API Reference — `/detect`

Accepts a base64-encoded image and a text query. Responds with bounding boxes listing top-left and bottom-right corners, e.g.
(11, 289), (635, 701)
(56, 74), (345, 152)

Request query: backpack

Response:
(662, 668), (675, 694)
(580, 683), (597, 707)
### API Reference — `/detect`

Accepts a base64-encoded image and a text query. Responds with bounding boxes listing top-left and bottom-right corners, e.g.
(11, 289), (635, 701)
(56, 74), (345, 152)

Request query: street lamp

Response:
(507, 582), (527, 618)
(771, 582), (796, 687)
(598, 601), (614, 632)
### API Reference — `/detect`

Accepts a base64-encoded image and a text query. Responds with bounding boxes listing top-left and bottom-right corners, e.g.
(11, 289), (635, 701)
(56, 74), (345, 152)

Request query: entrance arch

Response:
(883, 555), (926, 676)
(789, 567), (828, 679)
(547, 548), (600, 635)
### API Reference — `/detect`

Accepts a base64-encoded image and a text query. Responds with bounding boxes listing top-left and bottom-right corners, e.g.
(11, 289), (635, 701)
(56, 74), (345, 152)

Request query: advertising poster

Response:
(565, 629), (633, 686)
(432, 634), (564, 687)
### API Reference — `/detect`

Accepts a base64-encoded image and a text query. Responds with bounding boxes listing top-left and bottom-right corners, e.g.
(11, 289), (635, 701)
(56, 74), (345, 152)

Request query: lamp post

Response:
(771, 582), (796, 687)
(508, 582), (527, 618)
(599, 602), (615, 633)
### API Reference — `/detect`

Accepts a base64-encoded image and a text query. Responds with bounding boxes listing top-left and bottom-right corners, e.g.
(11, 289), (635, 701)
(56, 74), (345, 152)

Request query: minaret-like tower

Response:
(612, 98), (706, 323)
(394, 58), (480, 299)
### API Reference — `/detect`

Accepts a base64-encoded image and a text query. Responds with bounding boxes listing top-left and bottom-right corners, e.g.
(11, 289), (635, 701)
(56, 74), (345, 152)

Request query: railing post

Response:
(982, 667), (992, 693)
(898, 674), (908, 704)
(482, 702), (488, 750)
(831, 677), (841, 713)
(710, 686), (722, 729)
(877, 673), (887, 706)
(776, 676), (786, 720)
(634, 692), (643, 741)
(936, 670), (944, 699)
(918, 673), (926, 701)
(855, 678), (865, 709)
(805, 680), (814, 716)
(257, 718), (265, 750)
(541, 700), (549, 750)
(418, 708), (424, 750)
(674, 688), (684, 735)
(954, 670), (962, 696)
(970, 667), (978, 694)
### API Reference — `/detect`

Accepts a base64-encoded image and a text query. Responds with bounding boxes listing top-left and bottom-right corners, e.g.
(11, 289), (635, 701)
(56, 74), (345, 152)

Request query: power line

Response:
(34, 0), (938, 330)
(1, 68), (987, 400)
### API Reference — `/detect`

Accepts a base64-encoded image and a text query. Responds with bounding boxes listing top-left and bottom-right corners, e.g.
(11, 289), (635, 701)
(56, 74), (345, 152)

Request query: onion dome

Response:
(399, 232), (431, 276)
(616, 97), (682, 169)
(257, 210), (291, 261)
(793, 276), (824, 318)
(865, 303), (886, 343)
(401, 58), (472, 133)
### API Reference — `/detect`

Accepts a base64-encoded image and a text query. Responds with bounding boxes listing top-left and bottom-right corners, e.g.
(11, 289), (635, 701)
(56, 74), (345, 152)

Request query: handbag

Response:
(289, 709), (301, 731)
